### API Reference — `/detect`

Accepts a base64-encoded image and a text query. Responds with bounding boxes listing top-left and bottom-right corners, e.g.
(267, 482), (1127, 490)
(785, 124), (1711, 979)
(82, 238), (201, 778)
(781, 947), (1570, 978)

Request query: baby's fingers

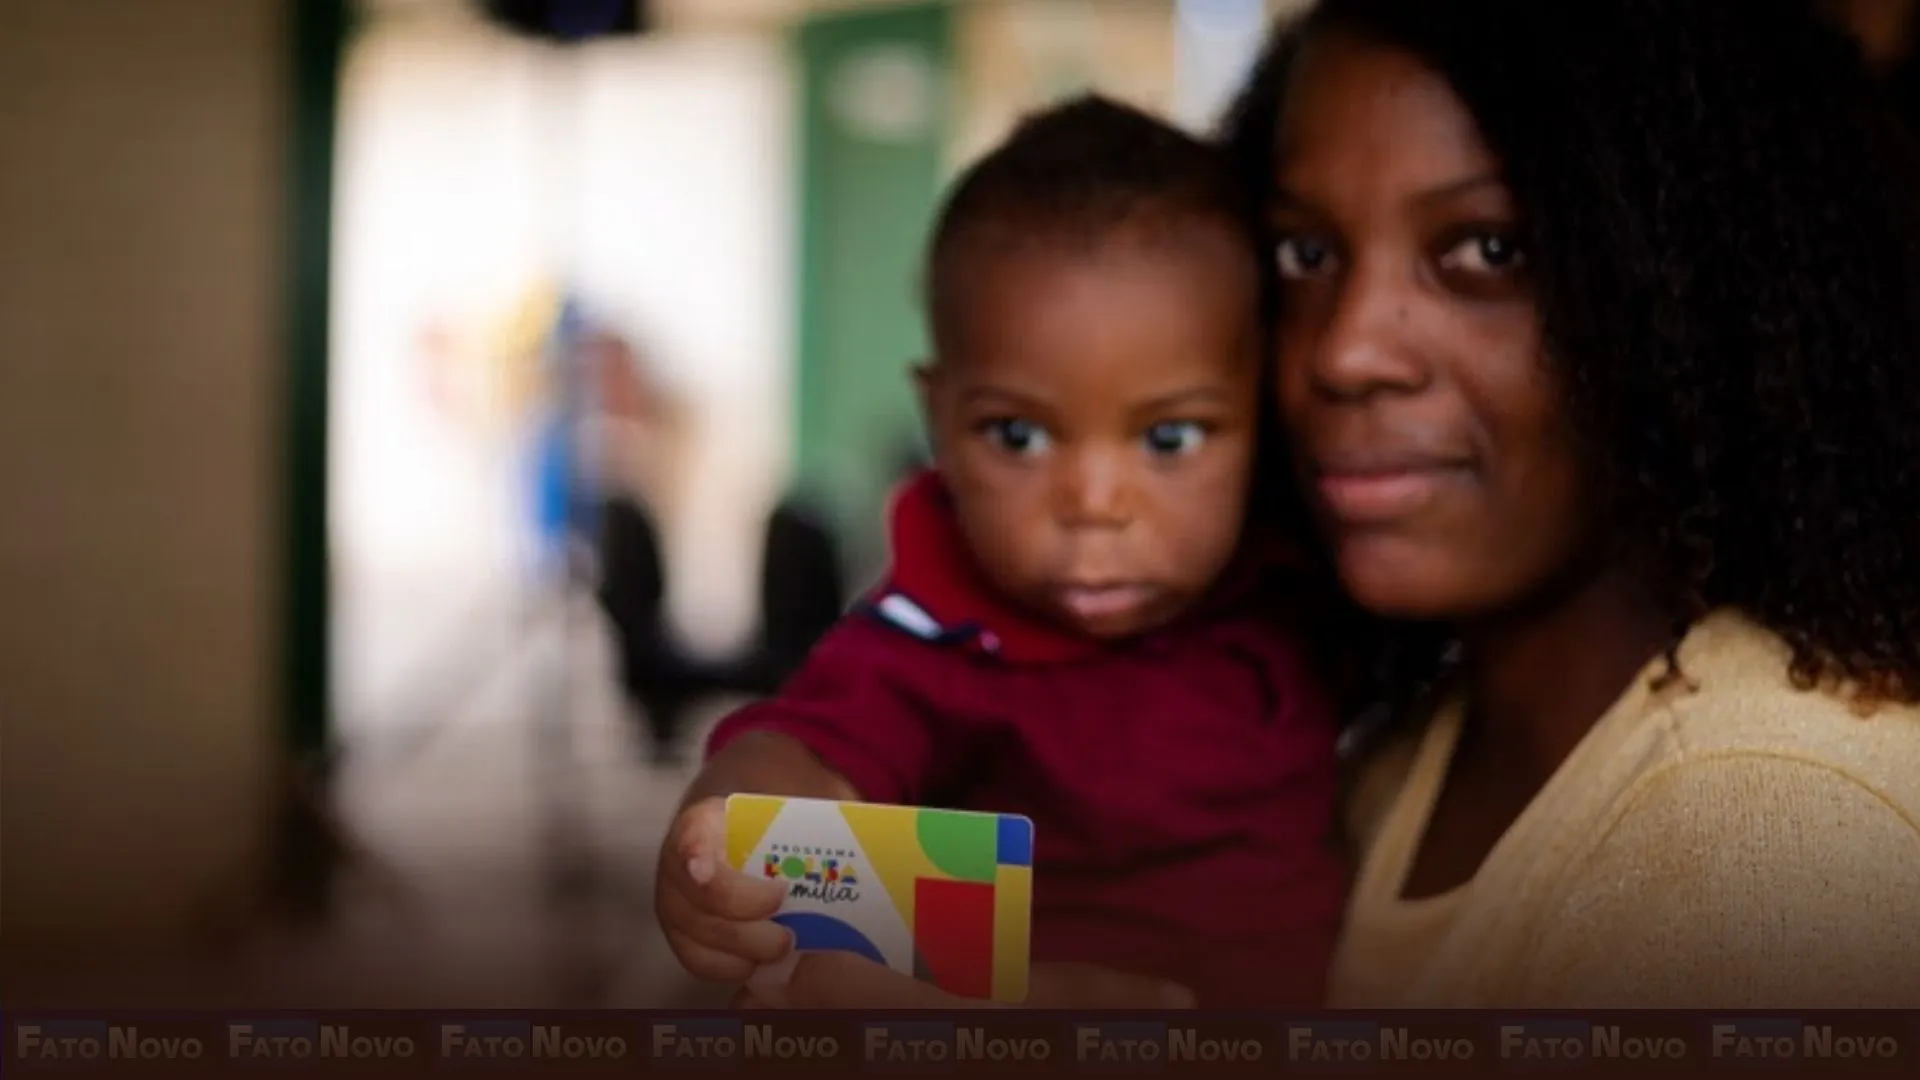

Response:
(658, 886), (794, 969)
(665, 930), (759, 984)
(686, 912), (794, 966)
(666, 802), (788, 921)
(678, 855), (788, 921)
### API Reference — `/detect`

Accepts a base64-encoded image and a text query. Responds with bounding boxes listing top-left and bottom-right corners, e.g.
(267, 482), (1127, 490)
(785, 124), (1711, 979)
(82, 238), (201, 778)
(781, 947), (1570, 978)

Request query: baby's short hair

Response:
(924, 94), (1262, 350)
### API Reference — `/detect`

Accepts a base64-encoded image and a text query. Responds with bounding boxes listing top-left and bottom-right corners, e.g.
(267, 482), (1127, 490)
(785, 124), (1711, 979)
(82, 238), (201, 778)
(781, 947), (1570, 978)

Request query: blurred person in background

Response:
(452, 277), (704, 758)
(529, 296), (597, 590)
(414, 282), (607, 595)
(587, 329), (703, 760)
(590, 329), (690, 523)
(587, 323), (848, 759)
(742, 0), (1920, 1010)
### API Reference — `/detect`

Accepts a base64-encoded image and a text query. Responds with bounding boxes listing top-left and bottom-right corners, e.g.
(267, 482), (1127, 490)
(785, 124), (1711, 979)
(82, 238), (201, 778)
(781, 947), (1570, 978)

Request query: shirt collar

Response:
(875, 470), (1291, 665)
(882, 470), (1101, 664)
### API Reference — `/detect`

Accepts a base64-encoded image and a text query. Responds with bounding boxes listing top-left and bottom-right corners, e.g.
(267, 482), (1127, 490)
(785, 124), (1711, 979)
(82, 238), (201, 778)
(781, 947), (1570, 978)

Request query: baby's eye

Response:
(980, 418), (1051, 456)
(1275, 235), (1335, 279)
(1143, 421), (1207, 457)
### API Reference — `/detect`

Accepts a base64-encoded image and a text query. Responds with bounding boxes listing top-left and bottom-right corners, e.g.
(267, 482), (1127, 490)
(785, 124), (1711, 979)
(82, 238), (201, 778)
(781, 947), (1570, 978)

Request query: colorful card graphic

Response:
(724, 795), (1033, 1004)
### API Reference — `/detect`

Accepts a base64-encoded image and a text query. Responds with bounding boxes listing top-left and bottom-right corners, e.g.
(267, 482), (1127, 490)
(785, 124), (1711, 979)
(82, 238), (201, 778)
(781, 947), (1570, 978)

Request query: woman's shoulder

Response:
(1515, 611), (1920, 1006)
(1638, 609), (1920, 809)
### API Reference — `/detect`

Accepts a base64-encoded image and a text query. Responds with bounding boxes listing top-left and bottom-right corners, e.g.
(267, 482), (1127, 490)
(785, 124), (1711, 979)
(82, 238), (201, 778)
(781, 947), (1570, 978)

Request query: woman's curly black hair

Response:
(1221, 0), (1920, 713)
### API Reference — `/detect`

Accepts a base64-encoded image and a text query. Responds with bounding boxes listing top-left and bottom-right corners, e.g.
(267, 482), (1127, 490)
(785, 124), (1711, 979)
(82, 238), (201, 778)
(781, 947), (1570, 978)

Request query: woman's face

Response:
(1270, 31), (1593, 621)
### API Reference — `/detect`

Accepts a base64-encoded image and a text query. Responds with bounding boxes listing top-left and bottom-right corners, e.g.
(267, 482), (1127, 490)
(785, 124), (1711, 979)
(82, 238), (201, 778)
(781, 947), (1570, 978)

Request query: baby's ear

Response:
(910, 360), (939, 425)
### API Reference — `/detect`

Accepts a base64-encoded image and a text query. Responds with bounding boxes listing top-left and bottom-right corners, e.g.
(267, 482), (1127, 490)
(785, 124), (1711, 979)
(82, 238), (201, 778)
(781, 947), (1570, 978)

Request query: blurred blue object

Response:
(528, 292), (602, 582)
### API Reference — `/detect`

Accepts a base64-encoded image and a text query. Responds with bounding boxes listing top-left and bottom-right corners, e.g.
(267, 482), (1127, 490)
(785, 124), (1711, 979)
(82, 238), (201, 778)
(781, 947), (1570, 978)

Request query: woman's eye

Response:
(1275, 235), (1334, 279)
(1439, 231), (1526, 274)
(1143, 421), (1206, 457)
(981, 418), (1050, 456)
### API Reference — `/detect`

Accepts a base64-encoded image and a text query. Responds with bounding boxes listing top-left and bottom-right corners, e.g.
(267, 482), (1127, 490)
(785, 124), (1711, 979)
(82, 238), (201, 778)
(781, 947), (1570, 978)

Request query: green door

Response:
(793, 1), (954, 584)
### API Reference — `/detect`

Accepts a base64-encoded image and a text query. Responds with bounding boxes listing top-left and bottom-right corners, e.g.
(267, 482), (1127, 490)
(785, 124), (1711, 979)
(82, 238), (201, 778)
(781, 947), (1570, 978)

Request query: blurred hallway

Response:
(283, 588), (738, 1008)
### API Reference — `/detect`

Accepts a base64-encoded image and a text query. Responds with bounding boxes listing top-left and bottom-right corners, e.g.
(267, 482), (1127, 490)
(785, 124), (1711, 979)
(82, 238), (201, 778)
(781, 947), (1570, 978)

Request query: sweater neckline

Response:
(1357, 608), (1750, 913)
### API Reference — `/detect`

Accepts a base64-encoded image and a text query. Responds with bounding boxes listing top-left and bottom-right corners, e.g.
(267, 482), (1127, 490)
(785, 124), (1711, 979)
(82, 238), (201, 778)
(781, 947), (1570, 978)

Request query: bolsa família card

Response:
(724, 794), (1034, 1003)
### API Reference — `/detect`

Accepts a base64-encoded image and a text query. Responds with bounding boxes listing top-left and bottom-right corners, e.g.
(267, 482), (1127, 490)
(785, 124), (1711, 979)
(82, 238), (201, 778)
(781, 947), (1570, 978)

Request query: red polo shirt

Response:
(706, 471), (1346, 1006)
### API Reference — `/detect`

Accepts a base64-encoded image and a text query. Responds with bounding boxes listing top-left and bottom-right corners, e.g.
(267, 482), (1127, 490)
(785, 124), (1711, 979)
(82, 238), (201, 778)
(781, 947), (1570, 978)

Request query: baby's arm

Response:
(699, 614), (951, 808)
(679, 729), (859, 811)
(657, 616), (950, 982)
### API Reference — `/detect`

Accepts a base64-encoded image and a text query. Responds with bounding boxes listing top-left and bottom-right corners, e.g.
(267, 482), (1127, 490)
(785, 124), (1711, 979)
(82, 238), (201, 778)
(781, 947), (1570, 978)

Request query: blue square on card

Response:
(997, 815), (1033, 867)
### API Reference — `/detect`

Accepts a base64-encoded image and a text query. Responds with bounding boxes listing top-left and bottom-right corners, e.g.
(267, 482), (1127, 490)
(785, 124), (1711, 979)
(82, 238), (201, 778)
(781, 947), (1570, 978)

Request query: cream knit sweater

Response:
(1331, 609), (1920, 1008)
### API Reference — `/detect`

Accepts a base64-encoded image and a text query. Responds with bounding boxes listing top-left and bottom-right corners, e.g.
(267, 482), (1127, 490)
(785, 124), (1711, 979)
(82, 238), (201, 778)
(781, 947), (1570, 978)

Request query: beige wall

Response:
(951, 0), (1312, 171)
(0, 0), (285, 965)
(952, 0), (1178, 172)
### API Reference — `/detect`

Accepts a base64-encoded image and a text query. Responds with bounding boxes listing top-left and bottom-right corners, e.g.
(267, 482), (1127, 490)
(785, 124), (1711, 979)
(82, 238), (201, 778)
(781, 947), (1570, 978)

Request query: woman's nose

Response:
(1306, 258), (1432, 401)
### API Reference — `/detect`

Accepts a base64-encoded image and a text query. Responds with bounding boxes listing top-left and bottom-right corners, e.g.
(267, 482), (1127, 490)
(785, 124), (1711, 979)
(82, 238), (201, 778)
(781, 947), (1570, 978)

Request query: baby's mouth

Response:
(1054, 582), (1153, 624)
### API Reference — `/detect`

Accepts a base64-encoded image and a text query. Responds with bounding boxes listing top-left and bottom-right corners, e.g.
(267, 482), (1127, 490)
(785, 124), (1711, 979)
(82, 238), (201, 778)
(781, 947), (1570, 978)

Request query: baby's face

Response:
(923, 227), (1263, 639)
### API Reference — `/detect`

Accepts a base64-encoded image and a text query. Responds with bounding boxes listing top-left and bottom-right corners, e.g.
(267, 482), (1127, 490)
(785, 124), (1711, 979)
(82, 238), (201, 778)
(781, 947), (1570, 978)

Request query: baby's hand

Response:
(656, 797), (793, 982)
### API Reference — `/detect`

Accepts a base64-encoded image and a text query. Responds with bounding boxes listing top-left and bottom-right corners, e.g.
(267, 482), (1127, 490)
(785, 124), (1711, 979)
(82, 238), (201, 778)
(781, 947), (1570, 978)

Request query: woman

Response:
(743, 0), (1920, 1008)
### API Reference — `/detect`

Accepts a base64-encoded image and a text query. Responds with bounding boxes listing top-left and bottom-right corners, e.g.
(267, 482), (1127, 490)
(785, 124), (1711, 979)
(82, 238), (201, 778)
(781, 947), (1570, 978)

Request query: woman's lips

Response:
(1314, 464), (1467, 523)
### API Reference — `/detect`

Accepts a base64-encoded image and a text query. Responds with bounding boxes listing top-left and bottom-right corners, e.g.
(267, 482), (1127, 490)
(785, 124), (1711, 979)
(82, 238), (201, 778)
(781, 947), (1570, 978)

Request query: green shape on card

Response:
(915, 809), (997, 882)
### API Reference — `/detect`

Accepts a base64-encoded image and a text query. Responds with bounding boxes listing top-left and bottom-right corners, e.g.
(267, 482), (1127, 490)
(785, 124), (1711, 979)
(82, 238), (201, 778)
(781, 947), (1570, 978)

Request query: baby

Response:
(656, 96), (1345, 1007)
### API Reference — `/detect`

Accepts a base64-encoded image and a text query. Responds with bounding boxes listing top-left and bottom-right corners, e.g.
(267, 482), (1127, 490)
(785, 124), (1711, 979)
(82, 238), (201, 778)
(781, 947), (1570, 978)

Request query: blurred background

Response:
(2, 0), (1308, 1009)
(12, 0), (1909, 1012)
